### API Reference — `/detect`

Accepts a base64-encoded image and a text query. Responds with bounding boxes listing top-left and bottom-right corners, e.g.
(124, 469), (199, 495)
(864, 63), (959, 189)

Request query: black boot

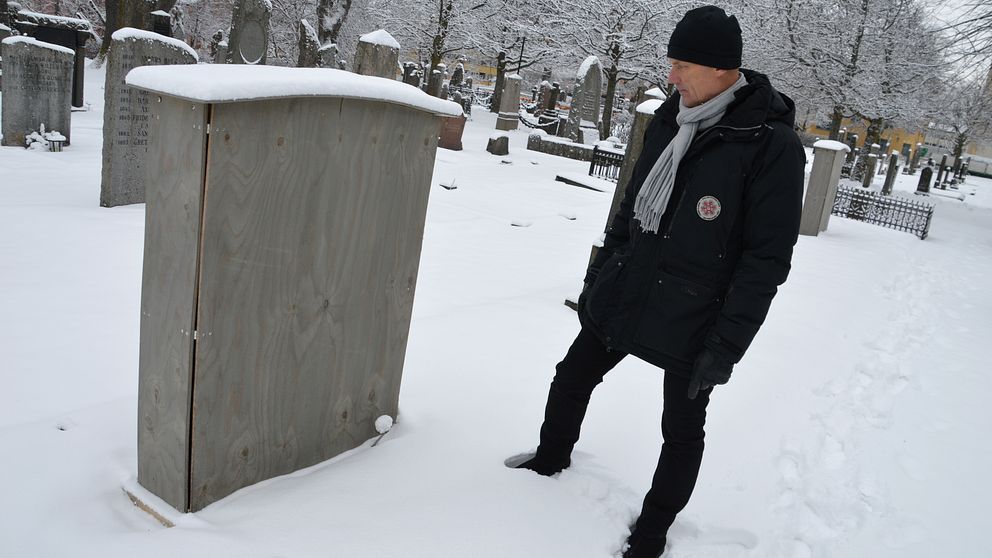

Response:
(513, 452), (570, 476)
(621, 531), (666, 558)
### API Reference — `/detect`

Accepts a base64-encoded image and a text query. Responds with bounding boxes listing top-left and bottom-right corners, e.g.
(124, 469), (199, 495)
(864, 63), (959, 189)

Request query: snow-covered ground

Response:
(1, 63), (991, 557)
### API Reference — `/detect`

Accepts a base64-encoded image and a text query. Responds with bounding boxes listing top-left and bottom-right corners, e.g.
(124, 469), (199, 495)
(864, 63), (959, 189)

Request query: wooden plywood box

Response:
(129, 66), (461, 512)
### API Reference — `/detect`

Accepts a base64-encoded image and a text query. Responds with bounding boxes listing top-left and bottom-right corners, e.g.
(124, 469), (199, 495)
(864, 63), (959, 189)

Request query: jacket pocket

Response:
(584, 252), (629, 328)
(633, 271), (722, 363)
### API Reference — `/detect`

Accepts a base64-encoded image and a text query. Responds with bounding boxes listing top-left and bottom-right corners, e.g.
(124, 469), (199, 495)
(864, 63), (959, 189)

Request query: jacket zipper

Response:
(661, 123), (765, 239)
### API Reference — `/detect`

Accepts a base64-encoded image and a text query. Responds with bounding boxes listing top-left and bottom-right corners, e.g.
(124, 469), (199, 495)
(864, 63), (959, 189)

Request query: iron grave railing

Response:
(831, 185), (934, 239)
(589, 146), (624, 182)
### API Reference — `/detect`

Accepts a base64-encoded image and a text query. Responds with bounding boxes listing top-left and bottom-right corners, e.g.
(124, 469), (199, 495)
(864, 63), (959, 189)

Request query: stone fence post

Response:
(800, 140), (850, 236)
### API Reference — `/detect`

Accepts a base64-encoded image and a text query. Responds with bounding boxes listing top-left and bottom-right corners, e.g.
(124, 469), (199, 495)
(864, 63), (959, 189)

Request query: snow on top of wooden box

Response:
(636, 99), (663, 115)
(359, 29), (400, 49)
(126, 65), (464, 116)
(112, 28), (199, 60)
(1, 36), (76, 56)
(813, 139), (851, 152)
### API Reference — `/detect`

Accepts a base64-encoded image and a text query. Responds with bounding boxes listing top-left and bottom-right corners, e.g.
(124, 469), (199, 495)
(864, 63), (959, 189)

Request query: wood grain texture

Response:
(136, 96), (208, 512)
(188, 97), (439, 511)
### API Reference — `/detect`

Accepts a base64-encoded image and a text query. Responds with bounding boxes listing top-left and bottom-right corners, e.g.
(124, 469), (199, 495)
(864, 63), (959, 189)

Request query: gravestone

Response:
(565, 55), (603, 143)
(14, 10), (91, 107)
(846, 134), (858, 163)
(297, 19), (319, 67)
(881, 153), (899, 195)
(487, 133), (509, 155)
(318, 42), (337, 68)
(548, 81), (561, 111)
(150, 10), (171, 37)
(1, 36), (73, 146)
(909, 143), (922, 174)
(438, 113), (466, 151)
(538, 80), (551, 112)
(862, 154), (877, 188)
(495, 73), (521, 131)
(353, 29), (399, 79)
(427, 69), (442, 98)
(935, 154), (948, 188)
(209, 30), (225, 62)
(402, 62), (417, 85)
(915, 166), (933, 195)
(450, 63), (463, 86)
(226, 0), (270, 64)
(100, 28), (197, 207)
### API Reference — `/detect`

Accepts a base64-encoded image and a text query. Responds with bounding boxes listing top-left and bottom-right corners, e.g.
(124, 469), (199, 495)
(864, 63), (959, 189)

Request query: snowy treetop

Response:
(112, 28), (199, 61)
(812, 140), (851, 152)
(359, 29), (400, 49)
(1, 36), (76, 56)
(126, 65), (463, 117)
(17, 10), (91, 31)
(576, 56), (601, 79)
(636, 99), (663, 115)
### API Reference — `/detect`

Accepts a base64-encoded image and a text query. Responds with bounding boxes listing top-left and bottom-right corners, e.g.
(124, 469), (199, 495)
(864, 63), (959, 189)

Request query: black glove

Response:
(687, 347), (733, 400)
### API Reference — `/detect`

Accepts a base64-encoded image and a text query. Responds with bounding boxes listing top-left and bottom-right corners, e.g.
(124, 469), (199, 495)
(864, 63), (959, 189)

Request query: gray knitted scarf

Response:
(634, 73), (747, 233)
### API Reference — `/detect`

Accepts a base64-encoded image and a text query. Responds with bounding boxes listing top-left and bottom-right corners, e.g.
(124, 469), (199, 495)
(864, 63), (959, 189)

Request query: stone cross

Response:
(353, 29), (400, 79)
(227, 0), (271, 64)
(565, 55), (603, 144)
(1, 36), (73, 146)
(100, 29), (198, 207)
(495, 74), (521, 131)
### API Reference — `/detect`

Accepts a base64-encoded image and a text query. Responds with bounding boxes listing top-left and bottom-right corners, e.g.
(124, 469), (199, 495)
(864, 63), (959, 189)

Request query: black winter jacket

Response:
(580, 69), (804, 377)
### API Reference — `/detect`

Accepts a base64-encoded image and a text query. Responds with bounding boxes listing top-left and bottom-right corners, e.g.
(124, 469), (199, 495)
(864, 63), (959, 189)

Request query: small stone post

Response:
(936, 154), (948, 188)
(800, 140), (850, 236)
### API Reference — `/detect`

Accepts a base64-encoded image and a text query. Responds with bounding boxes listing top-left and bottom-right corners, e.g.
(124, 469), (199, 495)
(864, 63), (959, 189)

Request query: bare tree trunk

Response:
(491, 50), (506, 113)
(953, 132), (967, 160)
(99, 0), (176, 61)
(316, 0), (351, 46)
(601, 65), (618, 140)
(828, 105), (844, 140)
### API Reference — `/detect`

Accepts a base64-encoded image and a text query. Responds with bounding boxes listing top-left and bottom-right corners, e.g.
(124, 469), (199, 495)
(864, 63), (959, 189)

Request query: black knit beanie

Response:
(666, 5), (742, 69)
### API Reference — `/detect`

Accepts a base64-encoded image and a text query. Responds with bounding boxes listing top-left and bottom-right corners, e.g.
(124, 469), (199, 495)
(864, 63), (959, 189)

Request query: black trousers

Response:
(536, 327), (712, 536)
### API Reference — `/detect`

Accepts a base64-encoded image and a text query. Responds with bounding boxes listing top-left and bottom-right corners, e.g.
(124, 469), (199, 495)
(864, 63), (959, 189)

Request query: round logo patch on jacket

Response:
(696, 196), (721, 221)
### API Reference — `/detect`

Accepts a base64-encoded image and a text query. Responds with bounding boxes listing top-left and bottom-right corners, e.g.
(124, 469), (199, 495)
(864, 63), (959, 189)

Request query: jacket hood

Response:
(657, 68), (796, 129)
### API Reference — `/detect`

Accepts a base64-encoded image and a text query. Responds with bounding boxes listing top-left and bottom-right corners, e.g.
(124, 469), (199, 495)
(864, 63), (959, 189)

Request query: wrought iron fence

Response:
(589, 146), (624, 182)
(831, 185), (934, 239)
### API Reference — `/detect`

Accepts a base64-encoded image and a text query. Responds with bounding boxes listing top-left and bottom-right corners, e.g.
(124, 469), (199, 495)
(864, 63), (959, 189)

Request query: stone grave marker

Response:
(226, 0), (270, 64)
(1, 36), (73, 146)
(935, 154), (948, 187)
(495, 73), (521, 131)
(882, 152), (899, 195)
(100, 28), (197, 207)
(353, 29), (399, 79)
(297, 19), (319, 67)
(318, 42), (338, 68)
(427, 69), (442, 97)
(450, 63), (463, 86)
(14, 9), (91, 107)
(438, 113), (466, 151)
(565, 55), (603, 143)
(487, 133), (509, 155)
(916, 166), (933, 195)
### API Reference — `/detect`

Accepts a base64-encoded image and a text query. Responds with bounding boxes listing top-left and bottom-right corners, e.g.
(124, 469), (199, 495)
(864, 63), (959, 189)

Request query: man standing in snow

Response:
(512, 6), (804, 557)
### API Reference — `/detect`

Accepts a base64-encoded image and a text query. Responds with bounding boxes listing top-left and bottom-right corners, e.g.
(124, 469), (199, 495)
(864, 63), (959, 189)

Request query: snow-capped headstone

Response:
(100, 28), (197, 207)
(226, 0), (270, 65)
(353, 29), (399, 79)
(846, 133), (858, 163)
(150, 10), (172, 37)
(209, 30), (225, 63)
(427, 69), (442, 97)
(297, 19), (319, 68)
(450, 63), (463, 87)
(495, 74), (521, 131)
(565, 56), (603, 143)
(1, 36), (73, 147)
(318, 42), (337, 69)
